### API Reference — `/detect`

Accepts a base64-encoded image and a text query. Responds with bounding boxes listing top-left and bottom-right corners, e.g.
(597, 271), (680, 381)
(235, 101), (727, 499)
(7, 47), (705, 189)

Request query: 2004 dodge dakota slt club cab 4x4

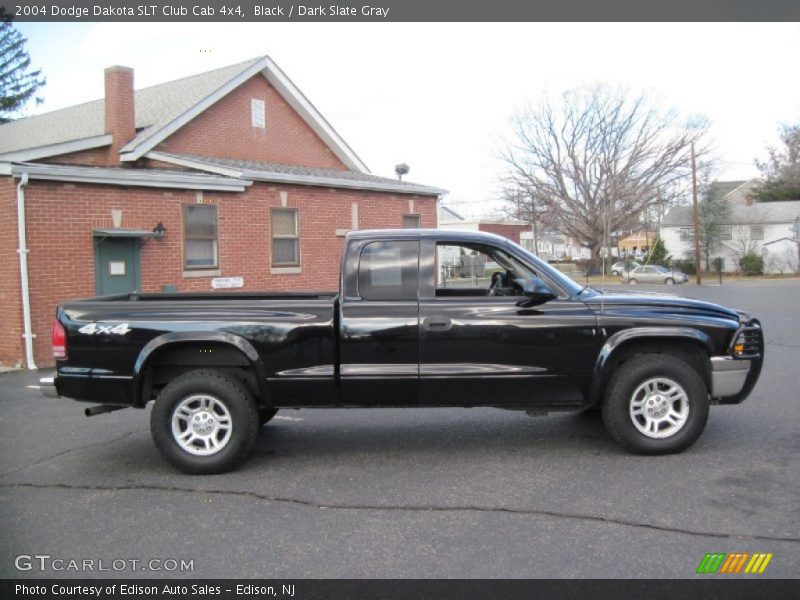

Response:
(41, 229), (763, 474)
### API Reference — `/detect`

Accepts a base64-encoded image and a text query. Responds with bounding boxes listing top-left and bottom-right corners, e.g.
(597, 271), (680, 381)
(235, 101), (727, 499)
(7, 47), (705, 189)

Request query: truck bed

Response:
(56, 292), (340, 407)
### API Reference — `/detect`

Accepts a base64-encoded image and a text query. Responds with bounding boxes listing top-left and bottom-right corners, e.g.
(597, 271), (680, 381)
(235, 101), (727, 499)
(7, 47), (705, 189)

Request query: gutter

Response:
(16, 171), (37, 369)
(9, 162), (250, 193)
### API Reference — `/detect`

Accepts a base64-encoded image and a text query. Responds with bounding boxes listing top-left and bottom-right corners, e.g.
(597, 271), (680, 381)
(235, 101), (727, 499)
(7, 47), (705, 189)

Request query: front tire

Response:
(151, 369), (259, 474)
(601, 355), (709, 454)
(628, 278), (638, 285)
(665, 278), (675, 285)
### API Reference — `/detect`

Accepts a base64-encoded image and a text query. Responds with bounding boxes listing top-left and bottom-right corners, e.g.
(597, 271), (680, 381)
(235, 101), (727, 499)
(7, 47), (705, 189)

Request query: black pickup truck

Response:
(41, 229), (763, 473)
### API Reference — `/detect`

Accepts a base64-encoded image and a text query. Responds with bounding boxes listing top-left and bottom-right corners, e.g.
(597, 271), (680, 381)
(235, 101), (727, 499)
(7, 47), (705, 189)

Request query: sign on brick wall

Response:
(211, 277), (244, 289)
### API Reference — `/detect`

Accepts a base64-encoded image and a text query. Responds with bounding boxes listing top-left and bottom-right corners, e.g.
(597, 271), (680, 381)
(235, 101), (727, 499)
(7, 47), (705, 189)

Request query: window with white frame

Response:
(271, 208), (300, 266)
(679, 228), (693, 241)
(183, 204), (218, 269)
(719, 226), (733, 241)
(750, 225), (764, 240)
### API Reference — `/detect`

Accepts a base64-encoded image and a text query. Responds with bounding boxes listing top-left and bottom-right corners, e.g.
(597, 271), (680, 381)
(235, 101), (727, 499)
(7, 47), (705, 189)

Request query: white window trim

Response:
(271, 267), (302, 275)
(271, 208), (301, 267)
(182, 269), (222, 278)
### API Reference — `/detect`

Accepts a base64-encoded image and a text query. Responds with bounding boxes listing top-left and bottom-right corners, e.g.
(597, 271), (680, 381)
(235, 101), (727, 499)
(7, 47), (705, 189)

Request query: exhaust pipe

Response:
(84, 405), (127, 417)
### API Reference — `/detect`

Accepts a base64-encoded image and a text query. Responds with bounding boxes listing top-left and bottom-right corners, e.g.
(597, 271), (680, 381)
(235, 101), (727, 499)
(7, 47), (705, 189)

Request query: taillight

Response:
(52, 320), (67, 360)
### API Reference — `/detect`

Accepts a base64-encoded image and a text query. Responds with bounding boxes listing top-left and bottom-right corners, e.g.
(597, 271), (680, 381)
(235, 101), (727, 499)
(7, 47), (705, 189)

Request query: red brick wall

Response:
(10, 178), (437, 366)
(478, 223), (528, 244)
(39, 147), (111, 166)
(155, 75), (348, 170)
(0, 179), (24, 366)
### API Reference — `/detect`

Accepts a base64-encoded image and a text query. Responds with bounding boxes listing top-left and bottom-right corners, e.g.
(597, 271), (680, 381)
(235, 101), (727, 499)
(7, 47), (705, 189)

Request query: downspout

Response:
(16, 171), (37, 370)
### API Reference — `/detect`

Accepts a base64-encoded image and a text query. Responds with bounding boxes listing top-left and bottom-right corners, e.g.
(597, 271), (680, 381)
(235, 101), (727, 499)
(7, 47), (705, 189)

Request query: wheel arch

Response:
(589, 327), (713, 405)
(132, 332), (270, 408)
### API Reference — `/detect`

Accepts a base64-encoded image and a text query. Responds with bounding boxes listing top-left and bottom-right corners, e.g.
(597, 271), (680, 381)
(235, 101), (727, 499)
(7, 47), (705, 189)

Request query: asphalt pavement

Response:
(1, 280), (798, 578)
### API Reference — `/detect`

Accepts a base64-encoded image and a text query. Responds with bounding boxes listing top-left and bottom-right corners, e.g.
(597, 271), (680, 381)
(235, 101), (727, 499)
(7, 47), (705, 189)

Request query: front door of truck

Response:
(339, 236), (420, 406)
(417, 239), (596, 407)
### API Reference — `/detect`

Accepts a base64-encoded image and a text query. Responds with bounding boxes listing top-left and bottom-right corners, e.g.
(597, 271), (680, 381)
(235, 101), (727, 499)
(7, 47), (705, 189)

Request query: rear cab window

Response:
(358, 240), (419, 301)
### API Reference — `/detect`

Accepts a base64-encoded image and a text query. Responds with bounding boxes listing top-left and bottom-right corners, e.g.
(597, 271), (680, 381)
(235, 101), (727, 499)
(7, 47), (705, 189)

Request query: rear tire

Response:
(602, 355), (709, 454)
(629, 278), (638, 285)
(151, 369), (259, 474)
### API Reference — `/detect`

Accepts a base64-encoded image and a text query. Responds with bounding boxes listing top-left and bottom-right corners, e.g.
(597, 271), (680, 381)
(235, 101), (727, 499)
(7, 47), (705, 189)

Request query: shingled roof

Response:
(150, 152), (446, 196)
(663, 201), (800, 226)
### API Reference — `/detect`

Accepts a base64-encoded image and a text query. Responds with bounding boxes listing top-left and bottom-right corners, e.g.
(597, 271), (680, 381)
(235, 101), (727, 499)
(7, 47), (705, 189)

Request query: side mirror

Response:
(519, 277), (557, 307)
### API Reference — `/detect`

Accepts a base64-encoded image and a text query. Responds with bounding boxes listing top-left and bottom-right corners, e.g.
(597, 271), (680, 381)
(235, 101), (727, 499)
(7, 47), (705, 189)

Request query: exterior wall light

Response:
(152, 222), (167, 238)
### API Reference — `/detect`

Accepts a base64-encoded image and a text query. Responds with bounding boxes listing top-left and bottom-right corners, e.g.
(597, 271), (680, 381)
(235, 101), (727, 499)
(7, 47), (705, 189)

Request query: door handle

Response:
(423, 317), (452, 332)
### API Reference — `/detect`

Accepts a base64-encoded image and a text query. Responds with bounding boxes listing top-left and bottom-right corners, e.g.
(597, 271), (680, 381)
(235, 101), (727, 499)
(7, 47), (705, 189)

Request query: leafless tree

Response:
(499, 85), (709, 265)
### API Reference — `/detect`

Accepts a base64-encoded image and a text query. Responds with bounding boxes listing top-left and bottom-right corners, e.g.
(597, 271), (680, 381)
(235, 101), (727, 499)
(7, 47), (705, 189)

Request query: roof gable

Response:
(0, 56), (369, 173)
(153, 72), (348, 170)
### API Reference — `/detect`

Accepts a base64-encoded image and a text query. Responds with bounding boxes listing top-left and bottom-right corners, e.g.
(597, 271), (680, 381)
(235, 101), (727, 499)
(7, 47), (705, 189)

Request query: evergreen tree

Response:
(698, 185), (731, 270)
(754, 124), (800, 202)
(0, 17), (45, 123)
(648, 237), (669, 266)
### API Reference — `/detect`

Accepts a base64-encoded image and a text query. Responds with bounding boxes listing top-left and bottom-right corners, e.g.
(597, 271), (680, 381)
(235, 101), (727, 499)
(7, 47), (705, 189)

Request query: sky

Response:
(14, 22), (800, 218)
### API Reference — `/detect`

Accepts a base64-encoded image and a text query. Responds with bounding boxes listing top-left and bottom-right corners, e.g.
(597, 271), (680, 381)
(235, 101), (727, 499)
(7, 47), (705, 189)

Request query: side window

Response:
(358, 241), (418, 301)
(437, 244), (496, 290)
(271, 208), (300, 267)
(402, 214), (421, 229)
(183, 204), (218, 269)
(435, 243), (534, 296)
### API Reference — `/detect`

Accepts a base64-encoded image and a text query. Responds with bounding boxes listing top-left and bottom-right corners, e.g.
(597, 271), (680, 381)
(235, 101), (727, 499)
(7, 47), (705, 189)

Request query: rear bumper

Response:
(710, 357), (750, 397)
(40, 377), (59, 398)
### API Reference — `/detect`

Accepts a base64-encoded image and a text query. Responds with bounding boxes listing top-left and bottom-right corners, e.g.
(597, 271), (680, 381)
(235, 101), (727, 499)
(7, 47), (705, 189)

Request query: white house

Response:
(762, 238), (800, 274)
(661, 181), (800, 274)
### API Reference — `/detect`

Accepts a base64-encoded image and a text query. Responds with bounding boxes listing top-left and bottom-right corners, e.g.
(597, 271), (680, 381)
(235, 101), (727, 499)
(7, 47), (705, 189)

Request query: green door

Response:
(94, 237), (141, 295)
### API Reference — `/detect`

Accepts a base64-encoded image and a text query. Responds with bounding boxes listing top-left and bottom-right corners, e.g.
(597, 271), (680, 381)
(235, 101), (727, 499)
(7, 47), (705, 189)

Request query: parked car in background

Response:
(611, 260), (641, 275)
(621, 265), (688, 285)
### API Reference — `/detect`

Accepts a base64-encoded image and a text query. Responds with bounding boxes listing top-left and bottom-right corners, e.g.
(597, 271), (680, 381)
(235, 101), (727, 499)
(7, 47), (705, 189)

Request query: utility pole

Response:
(691, 142), (702, 285)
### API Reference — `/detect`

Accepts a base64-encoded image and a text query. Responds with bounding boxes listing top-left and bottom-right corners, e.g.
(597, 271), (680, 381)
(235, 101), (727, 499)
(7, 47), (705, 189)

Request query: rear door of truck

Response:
(338, 234), (420, 406)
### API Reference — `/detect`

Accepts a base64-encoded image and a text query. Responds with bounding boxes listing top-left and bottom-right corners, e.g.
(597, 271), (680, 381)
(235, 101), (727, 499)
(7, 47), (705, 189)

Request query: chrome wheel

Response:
(171, 394), (233, 456)
(666, 278), (675, 285)
(628, 377), (689, 439)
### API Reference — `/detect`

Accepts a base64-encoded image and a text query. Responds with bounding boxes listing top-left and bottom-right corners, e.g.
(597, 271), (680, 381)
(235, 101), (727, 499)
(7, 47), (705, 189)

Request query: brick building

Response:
(0, 56), (443, 368)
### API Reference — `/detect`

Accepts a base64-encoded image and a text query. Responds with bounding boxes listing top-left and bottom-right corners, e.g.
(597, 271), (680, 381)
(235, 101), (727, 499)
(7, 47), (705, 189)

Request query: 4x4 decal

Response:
(78, 323), (131, 335)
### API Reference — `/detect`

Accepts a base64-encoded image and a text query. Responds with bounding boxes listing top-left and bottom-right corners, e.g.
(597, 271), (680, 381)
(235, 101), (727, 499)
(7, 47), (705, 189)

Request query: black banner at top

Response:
(2, 0), (800, 22)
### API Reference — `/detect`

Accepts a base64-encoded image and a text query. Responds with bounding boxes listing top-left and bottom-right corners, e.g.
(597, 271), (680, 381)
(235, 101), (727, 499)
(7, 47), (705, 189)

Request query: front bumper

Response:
(710, 318), (764, 403)
(710, 357), (750, 397)
(40, 376), (59, 398)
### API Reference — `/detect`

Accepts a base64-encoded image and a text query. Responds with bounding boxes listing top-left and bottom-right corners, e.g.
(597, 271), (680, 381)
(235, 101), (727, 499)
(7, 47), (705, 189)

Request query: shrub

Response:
(739, 253), (764, 276)
(672, 260), (696, 275)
